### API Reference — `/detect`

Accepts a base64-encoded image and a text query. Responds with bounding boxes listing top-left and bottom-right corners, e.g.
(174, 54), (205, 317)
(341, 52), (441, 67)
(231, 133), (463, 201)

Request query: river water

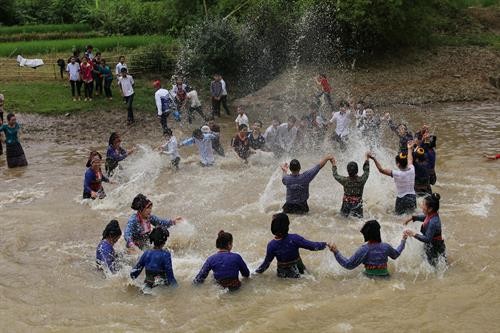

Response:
(0, 102), (499, 332)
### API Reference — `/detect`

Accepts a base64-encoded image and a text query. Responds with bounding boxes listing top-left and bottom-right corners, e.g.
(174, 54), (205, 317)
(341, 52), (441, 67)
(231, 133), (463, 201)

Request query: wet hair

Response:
(164, 128), (173, 136)
(216, 230), (233, 249)
(271, 213), (290, 237)
(238, 124), (248, 131)
(347, 161), (358, 177)
(193, 128), (203, 138)
(131, 193), (152, 212)
(6, 113), (15, 121)
(424, 193), (441, 212)
(108, 132), (120, 146)
(395, 153), (408, 169)
(288, 115), (297, 123)
(102, 219), (122, 240)
(149, 227), (169, 247)
(289, 159), (301, 172)
(86, 151), (102, 168)
(360, 220), (381, 243)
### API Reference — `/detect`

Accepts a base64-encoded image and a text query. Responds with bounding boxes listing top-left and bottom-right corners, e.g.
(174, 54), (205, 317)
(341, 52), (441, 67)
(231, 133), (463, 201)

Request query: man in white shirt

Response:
(234, 105), (249, 131)
(118, 67), (135, 124)
(263, 117), (280, 152)
(220, 75), (230, 115)
(153, 80), (174, 132)
(115, 56), (127, 79)
(329, 100), (352, 150)
(66, 57), (81, 101)
(185, 87), (206, 124)
(277, 116), (298, 154)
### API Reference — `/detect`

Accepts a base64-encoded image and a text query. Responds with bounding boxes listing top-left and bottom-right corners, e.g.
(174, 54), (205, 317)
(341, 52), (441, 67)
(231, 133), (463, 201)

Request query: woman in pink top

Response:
(80, 56), (94, 101)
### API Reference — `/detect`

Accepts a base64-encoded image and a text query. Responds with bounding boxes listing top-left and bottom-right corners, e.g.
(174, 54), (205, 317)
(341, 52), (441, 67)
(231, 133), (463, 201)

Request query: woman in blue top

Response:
(83, 151), (110, 199)
(328, 220), (407, 277)
(124, 193), (183, 253)
(131, 227), (177, 289)
(194, 230), (250, 291)
(96, 220), (122, 273)
(105, 132), (135, 176)
(404, 193), (446, 266)
(0, 113), (28, 168)
(100, 58), (113, 100)
(256, 213), (327, 278)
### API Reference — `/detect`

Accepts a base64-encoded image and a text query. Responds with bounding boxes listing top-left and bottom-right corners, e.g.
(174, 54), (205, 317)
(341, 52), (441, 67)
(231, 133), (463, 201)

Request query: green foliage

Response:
(0, 0), (17, 25)
(130, 43), (178, 74)
(12, 0), (89, 24)
(0, 23), (89, 34)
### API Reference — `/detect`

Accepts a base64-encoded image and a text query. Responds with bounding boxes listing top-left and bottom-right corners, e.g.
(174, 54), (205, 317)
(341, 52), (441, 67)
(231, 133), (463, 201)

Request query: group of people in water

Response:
(88, 76), (449, 292)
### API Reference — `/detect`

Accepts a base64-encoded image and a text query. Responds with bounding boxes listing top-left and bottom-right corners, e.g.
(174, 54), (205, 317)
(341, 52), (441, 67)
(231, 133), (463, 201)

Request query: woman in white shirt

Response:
(369, 141), (417, 215)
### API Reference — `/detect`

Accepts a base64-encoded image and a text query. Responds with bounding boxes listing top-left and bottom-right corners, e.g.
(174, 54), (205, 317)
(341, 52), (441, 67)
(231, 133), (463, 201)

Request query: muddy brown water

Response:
(0, 102), (499, 332)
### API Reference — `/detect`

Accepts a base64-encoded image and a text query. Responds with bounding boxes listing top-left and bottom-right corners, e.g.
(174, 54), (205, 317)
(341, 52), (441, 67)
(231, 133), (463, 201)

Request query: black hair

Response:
(131, 193), (152, 212)
(149, 227), (169, 247)
(164, 128), (173, 136)
(319, 73), (326, 78)
(216, 230), (233, 249)
(424, 193), (441, 212)
(395, 153), (408, 169)
(288, 115), (297, 123)
(207, 116), (215, 122)
(272, 117), (280, 122)
(193, 128), (203, 138)
(6, 113), (15, 121)
(119, 55), (125, 60)
(256, 120), (263, 127)
(101, 58), (106, 64)
(360, 220), (381, 242)
(289, 159), (301, 172)
(120, 67), (128, 73)
(86, 45), (93, 50)
(95, 52), (101, 56)
(301, 115), (308, 121)
(339, 100), (349, 108)
(86, 151), (102, 168)
(347, 161), (358, 177)
(238, 124), (248, 131)
(108, 132), (119, 146)
(102, 219), (122, 240)
(271, 213), (290, 237)
(357, 100), (364, 105)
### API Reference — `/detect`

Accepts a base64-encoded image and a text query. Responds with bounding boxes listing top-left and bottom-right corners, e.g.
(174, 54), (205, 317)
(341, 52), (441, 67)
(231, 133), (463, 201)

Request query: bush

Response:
(129, 43), (178, 74)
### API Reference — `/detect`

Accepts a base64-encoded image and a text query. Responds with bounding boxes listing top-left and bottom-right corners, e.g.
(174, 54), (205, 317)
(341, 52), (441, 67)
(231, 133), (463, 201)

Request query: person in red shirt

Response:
(484, 154), (500, 160)
(315, 73), (333, 110)
(80, 56), (94, 101)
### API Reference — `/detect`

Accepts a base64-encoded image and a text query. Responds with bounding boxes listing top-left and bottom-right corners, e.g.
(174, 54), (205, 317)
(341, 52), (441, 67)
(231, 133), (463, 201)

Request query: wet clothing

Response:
(172, 83), (187, 106)
(334, 240), (406, 276)
(282, 164), (321, 214)
(247, 132), (265, 150)
(131, 249), (177, 288)
(332, 160), (369, 217)
(256, 234), (326, 278)
(181, 133), (217, 166)
(161, 136), (181, 167)
(232, 133), (251, 160)
(124, 213), (174, 250)
(209, 124), (225, 156)
(105, 145), (128, 175)
(1, 123), (28, 168)
(263, 125), (279, 151)
(392, 165), (416, 214)
(388, 120), (413, 153)
(193, 251), (250, 290)
(413, 158), (432, 196)
(96, 239), (118, 273)
(83, 168), (109, 199)
(330, 110), (351, 138)
(412, 213), (446, 266)
(277, 123), (298, 153)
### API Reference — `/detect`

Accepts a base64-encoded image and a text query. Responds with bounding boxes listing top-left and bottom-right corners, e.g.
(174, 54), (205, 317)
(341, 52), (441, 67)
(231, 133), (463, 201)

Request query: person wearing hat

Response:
(179, 127), (218, 167)
(256, 213), (328, 278)
(124, 193), (183, 253)
(153, 80), (174, 132)
(328, 220), (408, 277)
(96, 219), (122, 273)
(281, 154), (333, 214)
(83, 151), (110, 199)
(118, 67), (135, 125)
(332, 152), (371, 218)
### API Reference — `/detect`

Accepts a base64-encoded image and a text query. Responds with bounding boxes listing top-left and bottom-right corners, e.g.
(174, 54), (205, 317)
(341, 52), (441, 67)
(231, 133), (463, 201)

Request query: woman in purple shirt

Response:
(96, 219), (122, 273)
(256, 213), (327, 278)
(193, 231), (250, 291)
(328, 220), (407, 277)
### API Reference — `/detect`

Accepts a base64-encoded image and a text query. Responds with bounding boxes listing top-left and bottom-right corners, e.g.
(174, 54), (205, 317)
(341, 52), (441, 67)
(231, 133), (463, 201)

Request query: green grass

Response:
(0, 31), (105, 43)
(433, 32), (500, 49)
(0, 23), (89, 35)
(455, 0), (500, 7)
(0, 35), (176, 57)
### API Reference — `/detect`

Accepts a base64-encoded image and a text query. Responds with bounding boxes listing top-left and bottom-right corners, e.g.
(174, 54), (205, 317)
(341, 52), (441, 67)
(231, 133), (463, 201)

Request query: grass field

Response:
(0, 35), (176, 57)
(433, 32), (500, 50)
(0, 31), (105, 43)
(0, 23), (89, 35)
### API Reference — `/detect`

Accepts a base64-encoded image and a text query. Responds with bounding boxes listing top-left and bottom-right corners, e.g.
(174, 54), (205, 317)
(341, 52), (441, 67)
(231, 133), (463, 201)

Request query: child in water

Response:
(328, 220), (407, 277)
(83, 151), (111, 199)
(404, 193), (446, 266)
(179, 126), (217, 166)
(193, 230), (250, 291)
(130, 227), (177, 288)
(159, 128), (181, 169)
(96, 220), (122, 273)
(232, 124), (252, 162)
(256, 213), (327, 278)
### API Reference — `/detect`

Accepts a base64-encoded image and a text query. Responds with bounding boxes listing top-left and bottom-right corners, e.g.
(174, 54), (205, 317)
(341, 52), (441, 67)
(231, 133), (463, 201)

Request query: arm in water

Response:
(193, 258), (212, 284)
(255, 242), (276, 274)
(130, 252), (146, 279)
(163, 251), (178, 286)
(238, 254), (250, 278)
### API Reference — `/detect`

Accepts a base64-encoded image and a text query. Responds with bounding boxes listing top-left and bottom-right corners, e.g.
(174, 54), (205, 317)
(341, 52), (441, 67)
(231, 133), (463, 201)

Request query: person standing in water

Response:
(179, 127), (217, 167)
(193, 230), (250, 291)
(83, 151), (110, 199)
(105, 132), (135, 176)
(404, 193), (446, 266)
(124, 193), (183, 253)
(256, 213), (327, 278)
(130, 227), (178, 289)
(0, 113), (28, 168)
(277, 116), (298, 155)
(328, 220), (407, 277)
(331, 152), (370, 218)
(96, 219), (122, 274)
(263, 117), (280, 153)
(232, 124), (252, 162)
(370, 142), (416, 215)
(207, 118), (225, 157)
(281, 154), (333, 214)
(315, 73), (333, 110)
(159, 128), (181, 170)
(412, 147), (432, 196)
(248, 121), (266, 151)
(329, 100), (352, 151)
(153, 80), (174, 132)
(385, 113), (414, 153)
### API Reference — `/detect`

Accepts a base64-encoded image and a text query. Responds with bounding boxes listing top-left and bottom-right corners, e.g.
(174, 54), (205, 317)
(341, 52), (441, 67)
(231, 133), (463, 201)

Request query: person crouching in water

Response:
(413, 147), (432, 196)
(256, 213), (327, 278)
(124, 193), (183, 253)
(130, 227), (177, 289)
(83, 151), (110, 199)
(404, 193), (446, 266)
(328, 220), (407, 277)
(281, 155), (333, 214)
(96, 220), (122, 274)
(193, 230), (250, 291)
(159, 128), (181, 170)
(332, 152), (370, 218)
(232, 124), (253, 162)
(179, 127), (217, 167)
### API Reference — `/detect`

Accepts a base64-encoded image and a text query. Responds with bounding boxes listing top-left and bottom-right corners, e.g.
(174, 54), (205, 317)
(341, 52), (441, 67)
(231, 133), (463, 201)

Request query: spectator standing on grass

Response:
(119, 68), (135, 125)
(210, 74), (223, 118)
(115, 56), (128, 80)
(66, 57), (81, 101)
(220, 75), (230, 115)
(0, 94), (4, 156)
(80, 56), (94, 101)
(100, 59), (113, 100)
(92, 52), (103, 97)
(85, 45), (94, 61)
